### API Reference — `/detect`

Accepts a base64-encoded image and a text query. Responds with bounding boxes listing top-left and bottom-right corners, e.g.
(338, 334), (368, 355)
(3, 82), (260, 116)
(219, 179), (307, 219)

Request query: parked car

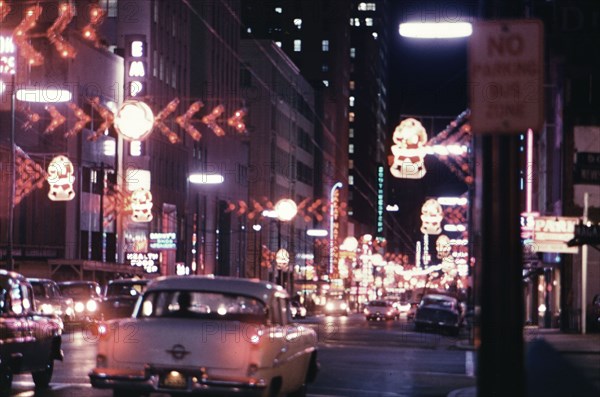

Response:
(324, 298), (350, 316)
(89, 276), (319, 397)
(587, 293), (600, 332)
(364, 300), (397, 321)
(98, 278), (149, 321)
(414, 294), (463, 335)
(1, 270), (64, 396)
(290, 301), (307, 319)
(28, 278), (75, 323)
(57, 280), (102, 324)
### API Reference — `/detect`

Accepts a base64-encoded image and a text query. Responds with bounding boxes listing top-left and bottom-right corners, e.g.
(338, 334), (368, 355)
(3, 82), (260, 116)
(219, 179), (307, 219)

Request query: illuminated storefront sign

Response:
(125, 251), (159, 273)
(149, 232), (177, 250)
(533, 216), (579, 254)
(125, 35), (147, 98)
(331, 187), (340, 278)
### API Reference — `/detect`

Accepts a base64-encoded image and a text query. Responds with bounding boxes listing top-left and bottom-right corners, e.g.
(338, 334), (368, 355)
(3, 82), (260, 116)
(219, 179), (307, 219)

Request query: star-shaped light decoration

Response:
(47, 2), (76, 59)
(175, 101), (203, 141)
(13, 5), (44, 66)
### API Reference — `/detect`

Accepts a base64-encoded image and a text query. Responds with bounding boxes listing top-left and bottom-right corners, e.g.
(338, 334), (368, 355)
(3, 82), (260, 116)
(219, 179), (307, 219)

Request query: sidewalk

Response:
(449, 328), (600, 397)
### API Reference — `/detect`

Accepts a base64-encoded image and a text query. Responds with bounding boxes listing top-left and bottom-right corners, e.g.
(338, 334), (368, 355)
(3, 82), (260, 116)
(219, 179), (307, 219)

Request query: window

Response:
(349, 175), (354, 185)
(352, 18), (360, 26)
(349, 144), (354, 153)
(293, 18), (302, 29)
(246, 27), (252, 33)
(365, 18), (373, 26)
(275, 41), (282, 47)
(322, 39), (329, 51)
(322, 64), (329, 72)
(349, 96), (355, 107)
(349, 112), (355, 122)
(275, 7), (282, 14)
(358, 3), (376, 11)
(100, 0), (118, 18)
(322, 80), (329, 87)
(349, 159), (354, 169)
(350, 48), (356, 58)
(349, 81), (355, 90)
(349, 128), (354, 138)
(294, 40), (301, 52)
(372, 32), (378, 39)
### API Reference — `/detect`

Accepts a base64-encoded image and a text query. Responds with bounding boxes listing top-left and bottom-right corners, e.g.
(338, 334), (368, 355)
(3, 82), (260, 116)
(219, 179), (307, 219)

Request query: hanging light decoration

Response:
(130, 188), (154, 222)
(47, 2), (76, 59)
(46, 155), (76, 201)
(13, 5), (44, 66)
(81, 3), (106, 47)
(14, 147), (46, 205)
(227, 108), (247, 133)
(44, 105), (67, 134)
(202, 104), (225, 136)
(0, 1), (11, 21)
(64, 102), (91, 138)
(21, 108), (41, 130)
(88, 97), (114, 141)
(154, 98), (180, 143)
(175, 100), (203, 141)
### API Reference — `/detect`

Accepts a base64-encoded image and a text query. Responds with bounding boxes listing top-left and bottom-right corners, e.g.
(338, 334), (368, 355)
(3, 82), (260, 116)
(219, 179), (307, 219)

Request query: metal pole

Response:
(7, 75), (15, 271)
(581, 191), (589, 333)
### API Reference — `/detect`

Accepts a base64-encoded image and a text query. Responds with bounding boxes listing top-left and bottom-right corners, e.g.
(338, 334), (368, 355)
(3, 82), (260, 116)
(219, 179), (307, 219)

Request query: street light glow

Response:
(274, 198), (298, 222)
(307, 229), (328, 237)
(399, 22), (472, 39)
(188, 173), (224, 184)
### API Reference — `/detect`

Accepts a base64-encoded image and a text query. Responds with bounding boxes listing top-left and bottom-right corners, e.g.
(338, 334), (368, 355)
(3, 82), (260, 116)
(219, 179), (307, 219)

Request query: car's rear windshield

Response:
(421, 296), (455, 307)
(137, 290), (267, 324)
(106, 283), (146, 297)
(368, 301), (387, 307)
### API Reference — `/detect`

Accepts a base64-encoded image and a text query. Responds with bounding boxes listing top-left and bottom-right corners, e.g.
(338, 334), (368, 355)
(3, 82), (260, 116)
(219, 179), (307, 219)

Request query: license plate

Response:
(161, 371), (187, 389)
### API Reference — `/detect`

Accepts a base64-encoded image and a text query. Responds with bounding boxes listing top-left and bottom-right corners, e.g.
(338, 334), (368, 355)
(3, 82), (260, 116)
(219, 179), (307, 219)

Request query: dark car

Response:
(364, 300), (396, 321)
(28, 278), (75, 323)
(1, 270), (63, 396)
(57, 280), (102, 324)
(587, 293), (600, 332)
(98, 278), (149, 321)
(414, 294), (463, 335)
(290, 300), (307, 319)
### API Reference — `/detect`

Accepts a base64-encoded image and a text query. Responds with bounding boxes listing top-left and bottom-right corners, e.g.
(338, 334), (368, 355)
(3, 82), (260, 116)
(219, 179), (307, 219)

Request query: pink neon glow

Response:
(526, 128), (533, 213)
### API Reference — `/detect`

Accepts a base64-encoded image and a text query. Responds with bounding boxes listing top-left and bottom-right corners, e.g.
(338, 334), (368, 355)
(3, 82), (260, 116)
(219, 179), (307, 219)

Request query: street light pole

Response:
(7, 75), (15, 271)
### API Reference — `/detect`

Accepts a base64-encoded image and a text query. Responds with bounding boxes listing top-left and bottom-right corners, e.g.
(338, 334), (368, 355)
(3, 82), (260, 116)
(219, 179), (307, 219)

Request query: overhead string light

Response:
(154, 98), (181, 144)
(202, 104), (225, 136)
(176, 100), (203, 141)
(227, 108), (247, 133)
(82, 3), (106, 47)
(88, 97), (114, 141)
(47, 2), (76, 59)
(65, 102), (91, 138)
(13, 5), (44, 66)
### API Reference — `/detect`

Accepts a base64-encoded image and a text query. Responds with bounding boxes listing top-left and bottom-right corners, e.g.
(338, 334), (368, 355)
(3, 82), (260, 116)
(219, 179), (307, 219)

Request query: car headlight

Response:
(325, 302), (334, 311)
(74, 301), (85, 313)
(340, 303), (347, 310)
(65, 307), (74, 316)
(40, 303), (54, 314)
(86, 300), (97, 312)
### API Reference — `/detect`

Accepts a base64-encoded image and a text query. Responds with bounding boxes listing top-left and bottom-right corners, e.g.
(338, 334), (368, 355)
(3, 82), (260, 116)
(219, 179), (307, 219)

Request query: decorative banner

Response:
(420, 198), (443, 235)
(46, 155), (75, 201)
(130, 187), (153, 222)
(390, 118), (428, 179)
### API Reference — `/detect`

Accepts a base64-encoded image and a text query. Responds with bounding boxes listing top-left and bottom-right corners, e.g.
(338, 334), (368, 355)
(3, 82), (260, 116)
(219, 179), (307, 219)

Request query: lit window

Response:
(350, 48), (356, 58)
(349, 18), (354, 26)
(294, 18), (302, 29)
(349, 96), (355, 107)
(322, 39), (329, 51)
(349, 112), (355, 122)
(322, 64), (329, 72)
(372, 32), (378, 39)
(349, 128), (354, 138)
(275, 7), (282, 14)
(294, 40), (301, 52)
(275, 41), (282, 47)
(353, 18), (360, 26)
(349, 175), (354, 185)
(349, 144), (354, 154)
(349, 160), (354, 169)
(349, 81), (355, 90)
(365, 18), (373, 26)
(322, 80), (329, 87)
(247, 27), (252, 33)
(358, 3), (367, 11)
(368, 3), (376, 11)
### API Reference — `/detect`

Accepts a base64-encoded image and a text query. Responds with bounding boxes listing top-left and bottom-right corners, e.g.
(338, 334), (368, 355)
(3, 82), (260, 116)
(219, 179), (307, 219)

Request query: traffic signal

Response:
(567, 221), (600, 247)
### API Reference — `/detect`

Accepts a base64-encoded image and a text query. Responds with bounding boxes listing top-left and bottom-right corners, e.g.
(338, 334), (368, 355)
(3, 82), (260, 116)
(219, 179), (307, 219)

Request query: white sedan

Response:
(89, 276), (319, 397)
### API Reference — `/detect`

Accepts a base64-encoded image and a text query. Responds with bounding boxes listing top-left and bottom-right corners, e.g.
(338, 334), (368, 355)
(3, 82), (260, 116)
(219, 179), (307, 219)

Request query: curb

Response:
(447, 386), (476, 397)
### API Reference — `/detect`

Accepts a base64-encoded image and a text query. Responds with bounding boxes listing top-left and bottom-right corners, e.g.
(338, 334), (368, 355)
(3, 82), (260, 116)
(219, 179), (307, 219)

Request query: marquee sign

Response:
(149, 232), (177, 250)
(125, 251), (159, 273)
(124, 35), (147, 98)
(533, 216), (579, 254)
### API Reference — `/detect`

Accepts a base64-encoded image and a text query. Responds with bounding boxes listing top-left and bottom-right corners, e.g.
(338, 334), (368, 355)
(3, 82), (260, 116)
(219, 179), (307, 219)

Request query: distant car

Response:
(414, 294), (463, 335)
(57, 280), (102, 323)
(364, 300), (396, 321)
(98, 278), (148, 321)
(1, 270), (64, 396)
(324, 298), (350, 316)
(89, 276), (319, 397)
(290, 301), (307, 319)
(28, 278), (75, 323)
(587, 293), (600, 332)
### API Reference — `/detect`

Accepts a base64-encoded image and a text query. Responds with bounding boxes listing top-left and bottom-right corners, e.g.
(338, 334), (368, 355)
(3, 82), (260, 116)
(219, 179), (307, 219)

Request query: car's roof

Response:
(57, 280), (100, 286)
(146, 276), (287, 301)
(423, 293), (457, 301)
(27, 278), (56, 283)
(0, 269), (28, 282)
(107, 278), (149, 285)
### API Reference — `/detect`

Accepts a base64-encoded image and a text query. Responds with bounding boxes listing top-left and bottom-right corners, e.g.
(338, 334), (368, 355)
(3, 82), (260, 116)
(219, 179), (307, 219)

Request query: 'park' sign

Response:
(469, 20), (544, 134)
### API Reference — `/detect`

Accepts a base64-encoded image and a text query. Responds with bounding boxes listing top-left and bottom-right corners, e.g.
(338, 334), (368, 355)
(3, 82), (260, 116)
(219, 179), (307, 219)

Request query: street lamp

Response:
(6, 82), (72, 270)
(274, 198), (298, 291)
(252, 223), (262, 279)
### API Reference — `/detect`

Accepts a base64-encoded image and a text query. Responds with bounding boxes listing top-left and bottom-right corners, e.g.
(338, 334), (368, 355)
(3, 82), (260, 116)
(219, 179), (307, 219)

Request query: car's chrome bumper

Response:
(89, 367), (268, 396)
